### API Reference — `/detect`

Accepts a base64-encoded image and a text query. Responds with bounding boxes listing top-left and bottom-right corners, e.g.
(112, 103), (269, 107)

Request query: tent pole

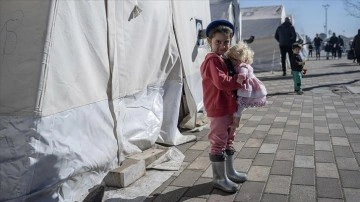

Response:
(35, 0), (59, 115)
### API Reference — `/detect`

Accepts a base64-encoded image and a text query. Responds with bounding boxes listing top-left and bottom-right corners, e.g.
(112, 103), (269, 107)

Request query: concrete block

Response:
(104, 159), (145, 188)
(128, 148), (165, 166)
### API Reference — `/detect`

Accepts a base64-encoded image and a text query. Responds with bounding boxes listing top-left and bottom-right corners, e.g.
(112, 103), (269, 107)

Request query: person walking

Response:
(275, 17), (297, 76)
(338, 35), (344, 59)
(308, 43), (313, 58)
(329, 33), (339, 59)
(313, 34), (323, 60)
(352, 29), (360, 65)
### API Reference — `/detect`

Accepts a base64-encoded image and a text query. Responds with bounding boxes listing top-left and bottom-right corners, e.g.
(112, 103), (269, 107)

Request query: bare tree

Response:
(343, 0), (360, 18)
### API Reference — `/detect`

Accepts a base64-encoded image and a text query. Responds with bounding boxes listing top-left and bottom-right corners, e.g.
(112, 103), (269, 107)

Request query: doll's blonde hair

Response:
(225, 42), (254, 64)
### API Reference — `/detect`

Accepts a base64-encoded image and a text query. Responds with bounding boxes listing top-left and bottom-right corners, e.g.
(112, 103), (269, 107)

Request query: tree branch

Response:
(343, 0), (360, 18)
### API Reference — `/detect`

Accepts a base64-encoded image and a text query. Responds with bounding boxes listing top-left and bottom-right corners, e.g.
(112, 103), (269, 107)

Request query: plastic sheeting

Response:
(0, 0), (210, 201)
(0, 101), (118, 202)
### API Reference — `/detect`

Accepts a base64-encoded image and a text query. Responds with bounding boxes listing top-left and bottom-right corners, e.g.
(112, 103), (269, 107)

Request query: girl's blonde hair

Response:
(225, 42), (254, 64)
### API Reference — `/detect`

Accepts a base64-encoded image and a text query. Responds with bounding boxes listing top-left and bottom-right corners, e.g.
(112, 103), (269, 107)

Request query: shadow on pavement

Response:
(259, 70), (360, 81)
(302, 79), (360, 92)
(267, 79), (360, 97)
(144, 182), (234, 202)
(326, 62), (360, 67)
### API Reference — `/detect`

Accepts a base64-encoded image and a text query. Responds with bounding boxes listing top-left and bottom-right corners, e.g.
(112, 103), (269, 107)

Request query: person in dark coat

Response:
(313, 33), (323, 60)
(308, 43), (313, 57)
(324, 42), (332, 60)
(275, 17), (297, 76)
(352, 29), (360, 64)
(329, 33), (339, 59)
(338, 35), (344, 59)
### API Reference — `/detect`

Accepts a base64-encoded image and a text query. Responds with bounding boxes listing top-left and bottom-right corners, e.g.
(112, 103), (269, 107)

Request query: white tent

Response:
(209, 0), (242, 44)
(0, 0), (210, 201)
(240, 5), (286, 72)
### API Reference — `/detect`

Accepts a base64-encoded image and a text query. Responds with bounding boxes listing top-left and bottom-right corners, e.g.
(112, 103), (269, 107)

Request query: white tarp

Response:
(0, 0), (210, 201)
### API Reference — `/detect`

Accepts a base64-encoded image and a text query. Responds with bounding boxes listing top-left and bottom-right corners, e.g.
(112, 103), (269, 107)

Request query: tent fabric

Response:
(0, 103), (118, 202)
(1, 1), (117, 201)
(242, 18), (282, 39)
(40, 0), (110, 116)
(0, 0), (210, 201)
(108, 0), (180, 156)
(0, 0), (50, 115)
(210, 0), (242, 44)
(240, 5), (284, 20)
(240, 5), (286, 72)
(171, 0), (211, 129)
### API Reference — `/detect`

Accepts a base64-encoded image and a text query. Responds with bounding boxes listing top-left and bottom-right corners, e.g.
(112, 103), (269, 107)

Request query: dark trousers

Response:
(280, 45), (293, 73)
(315, 46), (321, 59)
(337, 47), (342, 58)
(356, 52), (360, 64)
(332, 47), (337, 58)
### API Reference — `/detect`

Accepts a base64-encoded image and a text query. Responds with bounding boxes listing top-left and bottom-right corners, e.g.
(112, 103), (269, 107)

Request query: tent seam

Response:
(35, 0), (59, 116)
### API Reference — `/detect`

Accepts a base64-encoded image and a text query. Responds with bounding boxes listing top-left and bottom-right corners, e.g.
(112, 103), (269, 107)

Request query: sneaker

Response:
(283, 72), (286, 76)
(296, 91), (304, 95)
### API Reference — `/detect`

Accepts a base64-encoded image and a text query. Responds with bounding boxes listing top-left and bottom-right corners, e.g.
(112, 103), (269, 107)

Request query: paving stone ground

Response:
(146, 56), (360, 202)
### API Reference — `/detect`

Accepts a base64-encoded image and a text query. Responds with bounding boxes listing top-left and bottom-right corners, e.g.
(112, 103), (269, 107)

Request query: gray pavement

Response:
(146, 56), (360, 202)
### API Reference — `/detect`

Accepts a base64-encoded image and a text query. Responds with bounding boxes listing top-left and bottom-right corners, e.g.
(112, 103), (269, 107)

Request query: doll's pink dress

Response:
(235, 63), (267, 108)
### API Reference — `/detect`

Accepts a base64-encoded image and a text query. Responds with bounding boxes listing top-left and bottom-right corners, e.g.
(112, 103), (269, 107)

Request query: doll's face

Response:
(207, 32), (231, 56)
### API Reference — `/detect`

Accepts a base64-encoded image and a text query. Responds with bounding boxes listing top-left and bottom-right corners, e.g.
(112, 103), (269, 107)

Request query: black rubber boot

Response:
(225, 147), (248, 183)
(209, 153), (239, 193)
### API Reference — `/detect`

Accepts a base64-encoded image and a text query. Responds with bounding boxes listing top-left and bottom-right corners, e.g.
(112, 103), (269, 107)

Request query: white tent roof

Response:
(240, 5), (286, 71)
(241, 5), (284, 20)
(241, 5), (285, 39)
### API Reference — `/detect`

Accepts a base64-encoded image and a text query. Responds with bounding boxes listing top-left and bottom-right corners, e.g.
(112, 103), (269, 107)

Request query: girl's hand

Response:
(237, 77), (244, 84)
(237, 73), (246, 84)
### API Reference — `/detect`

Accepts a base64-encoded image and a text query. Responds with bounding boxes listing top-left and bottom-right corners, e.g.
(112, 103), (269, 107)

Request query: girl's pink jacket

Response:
(200, 53), (242, 117)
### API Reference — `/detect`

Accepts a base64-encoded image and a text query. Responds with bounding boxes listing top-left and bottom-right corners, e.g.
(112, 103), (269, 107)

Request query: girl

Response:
(224, 42), (267, 129)
(200, 20), (247, 193)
